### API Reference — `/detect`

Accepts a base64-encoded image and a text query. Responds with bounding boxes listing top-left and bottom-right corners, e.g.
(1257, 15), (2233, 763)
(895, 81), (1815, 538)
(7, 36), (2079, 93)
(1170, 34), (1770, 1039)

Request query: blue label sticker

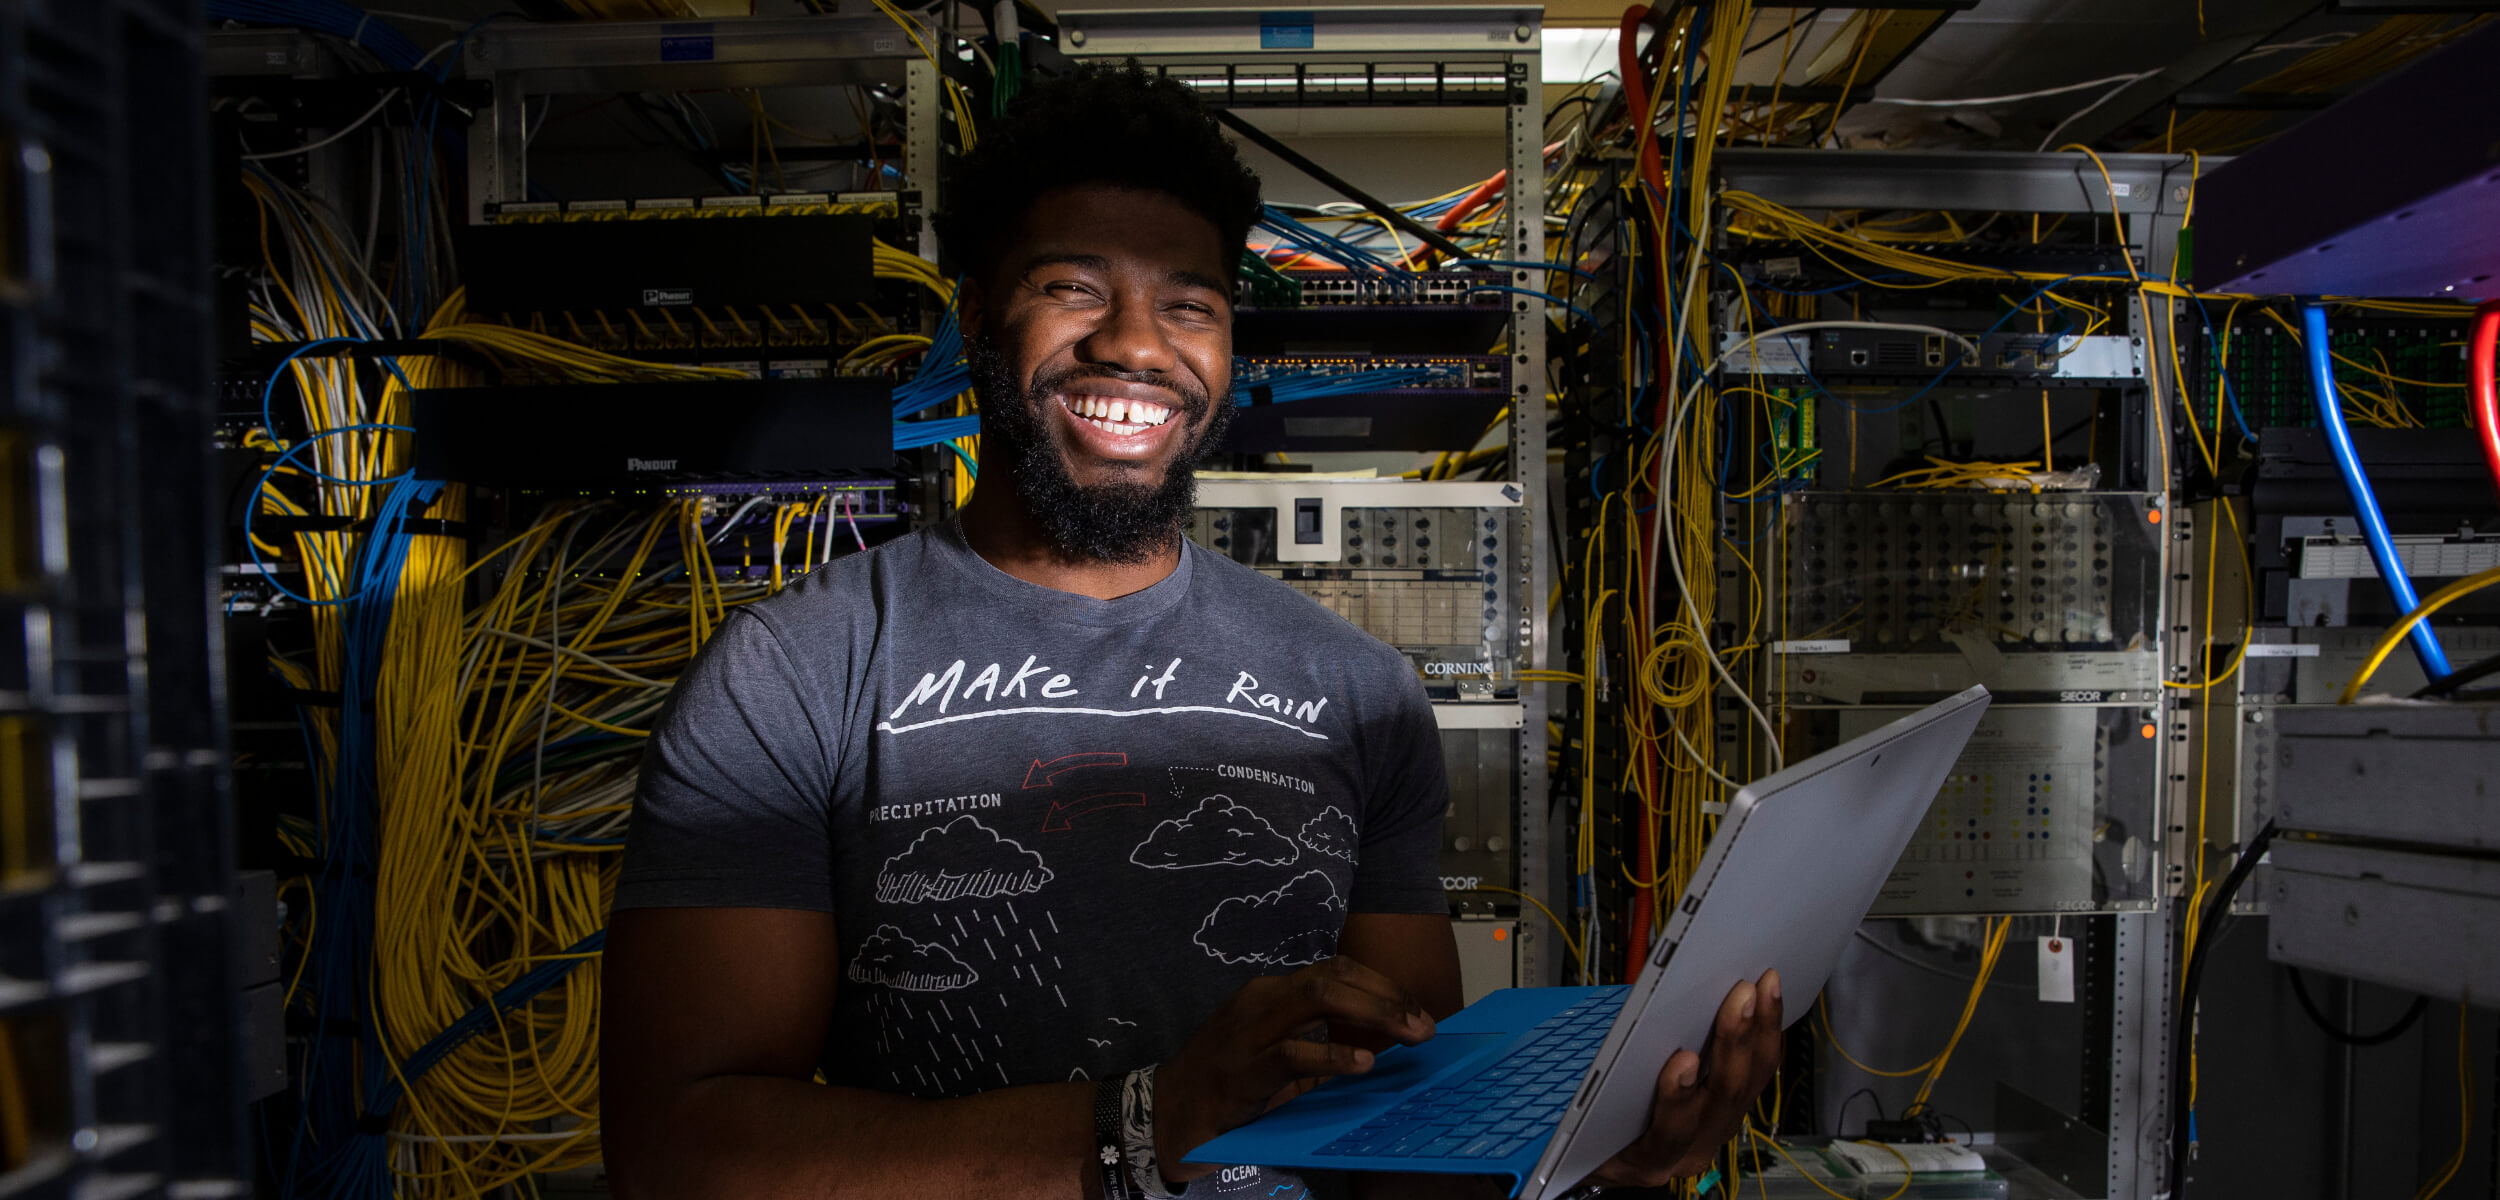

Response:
(659, 23), (716, 61)
(1258, 11), (1314, 49)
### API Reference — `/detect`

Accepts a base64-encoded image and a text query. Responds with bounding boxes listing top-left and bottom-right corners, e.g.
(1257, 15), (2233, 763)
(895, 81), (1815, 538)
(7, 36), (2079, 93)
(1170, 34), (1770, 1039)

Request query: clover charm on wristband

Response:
(1093, 1075), (1138, 1200)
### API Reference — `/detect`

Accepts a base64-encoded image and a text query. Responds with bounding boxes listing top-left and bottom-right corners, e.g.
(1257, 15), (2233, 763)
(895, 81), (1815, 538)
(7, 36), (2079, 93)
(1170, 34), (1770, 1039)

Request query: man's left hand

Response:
(1584, 968), (1784, 1188)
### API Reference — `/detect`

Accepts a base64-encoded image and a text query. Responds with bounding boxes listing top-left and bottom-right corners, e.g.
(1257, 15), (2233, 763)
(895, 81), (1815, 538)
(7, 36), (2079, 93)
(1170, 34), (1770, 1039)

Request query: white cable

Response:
(1647, 319), (1986, 772)
(2237, 32), (2355, 59)
(362, 8), (480, 30)
(707, 494), (773, 545)
(2034, 74), (2156, 152)
(1640, 244), (1712, 635)
(524, 94), (553, 148)
(242, 89), (398, 162)
(1670, 723), (1743, 790)
(238, 40), (456, 162)
(1869, 71), (2156, 108)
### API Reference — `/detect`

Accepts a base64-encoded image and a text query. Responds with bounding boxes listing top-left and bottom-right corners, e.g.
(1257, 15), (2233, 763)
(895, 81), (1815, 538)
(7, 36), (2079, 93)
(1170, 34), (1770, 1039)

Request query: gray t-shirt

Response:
(619, 520), (1449, 1108)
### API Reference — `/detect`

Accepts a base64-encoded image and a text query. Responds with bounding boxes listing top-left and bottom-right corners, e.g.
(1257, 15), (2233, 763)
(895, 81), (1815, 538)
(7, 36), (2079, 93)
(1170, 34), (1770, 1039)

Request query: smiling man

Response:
(600, 63), (1780, 1200)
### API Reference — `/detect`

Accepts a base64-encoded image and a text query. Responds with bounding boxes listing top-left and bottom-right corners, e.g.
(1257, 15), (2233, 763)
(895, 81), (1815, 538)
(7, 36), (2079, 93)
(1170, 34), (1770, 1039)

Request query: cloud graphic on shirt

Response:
(1296, 806), (1358, 862)
(1194, 870), (1346, 966)
(847, 925), (980, 992)
(876, 815), (1054, 903)
(1131, 794), (1300, 870)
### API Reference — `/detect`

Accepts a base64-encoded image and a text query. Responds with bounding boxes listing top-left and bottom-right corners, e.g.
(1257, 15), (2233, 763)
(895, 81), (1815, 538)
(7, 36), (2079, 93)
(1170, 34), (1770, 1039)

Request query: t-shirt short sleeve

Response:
(616, 609), (841, 912)
(1346, 669), (1451, 915)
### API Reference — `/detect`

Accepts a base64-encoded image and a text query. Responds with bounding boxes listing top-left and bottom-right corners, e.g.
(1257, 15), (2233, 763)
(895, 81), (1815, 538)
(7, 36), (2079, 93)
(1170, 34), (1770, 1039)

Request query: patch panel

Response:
(2191, 313), (2472, 429)
(1189, 493), (1520, 698)
(1244, 269), (1511, 308)
(485, 193), (905, 223)
(1233, 355), (1505, 390)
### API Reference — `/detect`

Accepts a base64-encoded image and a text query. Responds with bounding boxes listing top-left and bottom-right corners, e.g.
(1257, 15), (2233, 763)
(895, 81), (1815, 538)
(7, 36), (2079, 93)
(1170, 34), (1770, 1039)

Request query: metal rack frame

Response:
(1058, 3), (1557, 988)
(3, 0), (247, 1195)
(1709, 148), (2205, 1199)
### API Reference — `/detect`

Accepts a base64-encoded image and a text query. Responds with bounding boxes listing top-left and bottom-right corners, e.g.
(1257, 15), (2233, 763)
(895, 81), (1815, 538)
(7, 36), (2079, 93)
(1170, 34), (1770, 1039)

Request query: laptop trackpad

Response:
(1285, 1032), (1509, 1122)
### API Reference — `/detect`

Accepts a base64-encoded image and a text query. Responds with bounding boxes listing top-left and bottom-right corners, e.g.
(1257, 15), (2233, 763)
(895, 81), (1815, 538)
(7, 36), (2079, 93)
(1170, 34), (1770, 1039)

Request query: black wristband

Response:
(1093, 1076), (1136, 1200)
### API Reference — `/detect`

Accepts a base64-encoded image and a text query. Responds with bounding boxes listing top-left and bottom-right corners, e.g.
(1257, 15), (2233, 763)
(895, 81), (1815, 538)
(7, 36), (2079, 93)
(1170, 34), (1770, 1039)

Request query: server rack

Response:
(1059, 2), (1560, 991)
(1708, 148), (2201, 1199)
(0, 1), (244, 1197)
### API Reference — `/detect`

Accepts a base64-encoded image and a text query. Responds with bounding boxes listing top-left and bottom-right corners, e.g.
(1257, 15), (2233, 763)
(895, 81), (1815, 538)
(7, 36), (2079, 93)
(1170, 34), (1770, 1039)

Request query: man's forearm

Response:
(609, 1074), (1097, 1200)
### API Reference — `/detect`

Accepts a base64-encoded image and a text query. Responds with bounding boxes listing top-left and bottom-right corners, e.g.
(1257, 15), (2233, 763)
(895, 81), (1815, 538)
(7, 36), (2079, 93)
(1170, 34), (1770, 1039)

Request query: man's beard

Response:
(966, 336), (1234, 565)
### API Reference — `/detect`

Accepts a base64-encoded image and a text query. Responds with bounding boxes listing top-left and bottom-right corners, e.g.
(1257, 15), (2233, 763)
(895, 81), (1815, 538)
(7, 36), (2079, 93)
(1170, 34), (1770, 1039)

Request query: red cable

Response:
(1616, 2), (1672, 983)
(2471, 300), (2500, 503)
(1437, 171), (1507, 233)
(1617, 6), (1668, 203)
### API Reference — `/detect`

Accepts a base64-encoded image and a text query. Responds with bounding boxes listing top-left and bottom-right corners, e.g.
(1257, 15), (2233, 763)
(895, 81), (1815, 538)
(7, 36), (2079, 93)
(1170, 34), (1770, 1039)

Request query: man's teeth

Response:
(1067, 395), (1172, 432)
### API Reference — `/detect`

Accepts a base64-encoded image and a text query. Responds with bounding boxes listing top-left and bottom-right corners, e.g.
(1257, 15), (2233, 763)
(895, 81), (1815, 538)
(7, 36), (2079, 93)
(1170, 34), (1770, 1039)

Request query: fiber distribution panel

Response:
(1189, 480), (1524, 699)
(1813, 704), (2154, 915)
(1776, 491), (2166, 705)
(2190, 313), (2474, 431)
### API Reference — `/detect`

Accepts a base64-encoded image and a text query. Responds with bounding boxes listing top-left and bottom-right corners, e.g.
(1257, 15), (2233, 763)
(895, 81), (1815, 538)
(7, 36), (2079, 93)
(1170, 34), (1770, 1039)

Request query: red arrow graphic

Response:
(1022, 751), (1127, 789)
(1040, 792), (1148, 832)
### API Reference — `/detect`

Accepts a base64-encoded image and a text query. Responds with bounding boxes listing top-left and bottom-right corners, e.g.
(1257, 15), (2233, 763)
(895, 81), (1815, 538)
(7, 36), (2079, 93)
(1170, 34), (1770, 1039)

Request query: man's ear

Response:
(956, 276), (988, 334)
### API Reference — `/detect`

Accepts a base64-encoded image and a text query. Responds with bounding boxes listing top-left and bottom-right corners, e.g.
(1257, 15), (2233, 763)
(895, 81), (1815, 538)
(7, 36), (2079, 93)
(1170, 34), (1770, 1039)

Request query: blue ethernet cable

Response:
(2301, 302), (2450, 678)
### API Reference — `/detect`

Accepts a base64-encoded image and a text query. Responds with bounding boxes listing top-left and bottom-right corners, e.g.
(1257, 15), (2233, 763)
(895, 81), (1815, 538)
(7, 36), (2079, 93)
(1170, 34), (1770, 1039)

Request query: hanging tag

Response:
(2038, 936), (2076, 1003)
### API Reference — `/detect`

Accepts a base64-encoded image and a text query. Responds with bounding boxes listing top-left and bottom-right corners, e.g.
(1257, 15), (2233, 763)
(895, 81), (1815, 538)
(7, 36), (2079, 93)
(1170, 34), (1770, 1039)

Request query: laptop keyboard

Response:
(1313, 988), (1628, 1162)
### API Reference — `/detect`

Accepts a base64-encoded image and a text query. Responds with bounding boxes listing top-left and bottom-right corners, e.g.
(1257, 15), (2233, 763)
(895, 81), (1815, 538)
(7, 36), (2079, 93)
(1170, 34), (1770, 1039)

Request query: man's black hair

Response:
(933, 61), (1263, 289)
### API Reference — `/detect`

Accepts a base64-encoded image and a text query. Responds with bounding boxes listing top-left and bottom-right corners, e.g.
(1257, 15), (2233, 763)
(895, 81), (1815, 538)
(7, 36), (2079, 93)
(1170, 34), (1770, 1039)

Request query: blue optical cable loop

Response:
(2301, 302), (2450, 678)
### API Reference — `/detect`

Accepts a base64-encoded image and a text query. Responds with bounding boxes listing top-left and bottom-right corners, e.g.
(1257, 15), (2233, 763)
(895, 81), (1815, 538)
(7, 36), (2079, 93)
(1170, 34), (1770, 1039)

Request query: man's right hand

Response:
(1153, 956), (1439, 1183)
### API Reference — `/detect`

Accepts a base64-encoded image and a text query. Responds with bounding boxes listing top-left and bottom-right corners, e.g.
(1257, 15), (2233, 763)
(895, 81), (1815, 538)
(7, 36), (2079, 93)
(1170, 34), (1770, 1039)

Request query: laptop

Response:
(1185, 686), (1992, 1200)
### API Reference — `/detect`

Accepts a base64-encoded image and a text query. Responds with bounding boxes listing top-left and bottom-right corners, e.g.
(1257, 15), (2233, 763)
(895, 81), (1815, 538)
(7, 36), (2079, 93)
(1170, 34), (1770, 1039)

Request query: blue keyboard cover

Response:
(1310, 988), (1628, 1163)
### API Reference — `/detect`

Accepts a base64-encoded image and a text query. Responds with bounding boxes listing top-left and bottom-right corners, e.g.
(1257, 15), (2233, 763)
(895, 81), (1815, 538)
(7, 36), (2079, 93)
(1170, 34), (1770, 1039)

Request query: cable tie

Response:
(355, 1110), (392, 1135)
(351, 12), (372, 47)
